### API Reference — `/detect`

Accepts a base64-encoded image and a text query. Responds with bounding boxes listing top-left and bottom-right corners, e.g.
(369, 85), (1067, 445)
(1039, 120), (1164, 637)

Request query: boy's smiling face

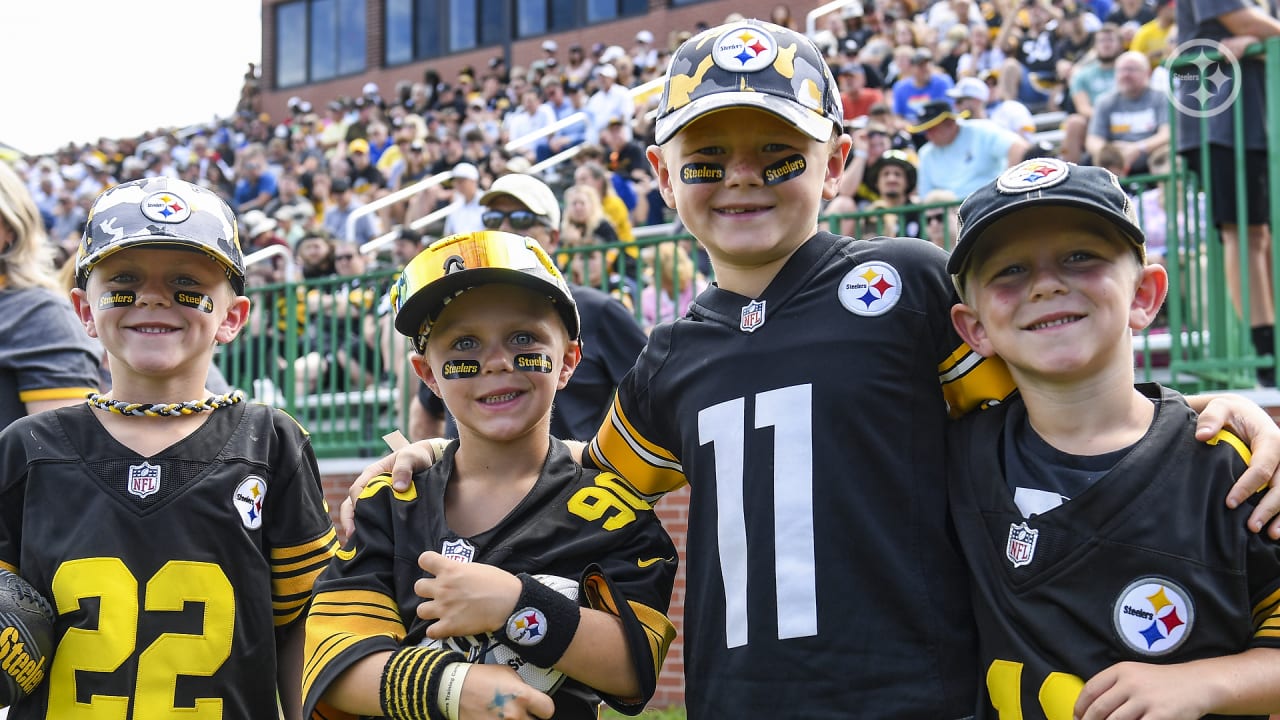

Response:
(414, 283), (580, 445)
(72, 247), (249, 385)
(950, 207), (1166, 385)
(648, 107), (849, 296)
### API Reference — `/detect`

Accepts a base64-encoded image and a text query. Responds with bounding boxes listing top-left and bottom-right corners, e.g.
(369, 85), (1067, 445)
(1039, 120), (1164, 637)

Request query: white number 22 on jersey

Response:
(699, 384), (816, 648)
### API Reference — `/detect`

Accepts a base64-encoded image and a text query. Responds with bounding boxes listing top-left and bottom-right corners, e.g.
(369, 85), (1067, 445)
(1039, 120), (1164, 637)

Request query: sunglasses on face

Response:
(926, 212), (945, 224)
(481, 209), (548, 230)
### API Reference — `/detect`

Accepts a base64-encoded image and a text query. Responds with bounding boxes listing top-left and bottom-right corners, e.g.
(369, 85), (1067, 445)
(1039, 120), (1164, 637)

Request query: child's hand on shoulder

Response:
(415, 551), (523, 637)
(1075, 661), (1209, 720)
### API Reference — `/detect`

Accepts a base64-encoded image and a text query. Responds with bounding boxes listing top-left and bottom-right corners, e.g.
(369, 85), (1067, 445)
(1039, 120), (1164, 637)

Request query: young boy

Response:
(0, 177), (339, 718)
(347, 20), (1280, 719)
(947, 158), (1280, 719)
(302, 230), (677, 720)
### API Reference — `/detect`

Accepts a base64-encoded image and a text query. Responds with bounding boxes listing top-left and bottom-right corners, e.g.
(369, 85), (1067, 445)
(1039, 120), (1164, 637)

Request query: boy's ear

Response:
(950, 301), (998, 358)
(1130, 262), (1169, 331)
(647, 145), (677, 210)
(823, 134), (854, 201)
(410, 353), (440, 397)
(215, 295), (253, 345)
(557, 341), (583, 390)
(69, 287), (98, 339)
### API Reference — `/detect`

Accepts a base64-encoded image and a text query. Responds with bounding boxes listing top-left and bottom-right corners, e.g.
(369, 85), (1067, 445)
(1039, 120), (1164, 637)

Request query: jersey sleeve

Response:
(0, 418), (35, 575)
(577, 471), (678, 714)
(265, 409), (339, 628)
(585, 324), (688, 498)
(303, 474), (409, 719)
(884, 236), (1015, 417)
(7, 291), (100, 407)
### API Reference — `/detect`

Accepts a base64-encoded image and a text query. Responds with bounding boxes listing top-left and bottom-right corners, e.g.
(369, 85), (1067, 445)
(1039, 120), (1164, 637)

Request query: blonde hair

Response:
(562, 184), (607, 243)
(0, 162), (60, 292)
(645, 242), (697, 297)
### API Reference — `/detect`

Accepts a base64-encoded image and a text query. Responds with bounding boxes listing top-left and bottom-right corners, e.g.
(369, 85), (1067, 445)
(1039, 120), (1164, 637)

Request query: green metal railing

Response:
(1163, 37), (1280, 391)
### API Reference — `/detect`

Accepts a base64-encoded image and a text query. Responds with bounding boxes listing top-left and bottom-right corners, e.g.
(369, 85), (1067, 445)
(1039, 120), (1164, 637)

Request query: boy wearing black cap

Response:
(303, 230), (676, 720)
(948, 158), (1280, 719)
(0, 177), (338, 718)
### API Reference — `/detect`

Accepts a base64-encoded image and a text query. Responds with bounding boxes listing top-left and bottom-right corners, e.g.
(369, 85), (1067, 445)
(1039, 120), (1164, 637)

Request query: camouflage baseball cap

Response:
(654, 19), (844, 145)
(77, 177), (246, 294)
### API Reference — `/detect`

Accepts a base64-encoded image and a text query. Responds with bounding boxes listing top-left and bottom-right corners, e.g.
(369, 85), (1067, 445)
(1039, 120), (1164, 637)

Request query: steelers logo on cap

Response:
(996, 158), (1071, 195)
(713, 24), (778, 73)
(139, 191), (193, 224)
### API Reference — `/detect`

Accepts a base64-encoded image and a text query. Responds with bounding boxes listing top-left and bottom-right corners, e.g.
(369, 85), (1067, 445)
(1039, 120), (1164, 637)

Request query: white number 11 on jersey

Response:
(699, 384), (816, 648)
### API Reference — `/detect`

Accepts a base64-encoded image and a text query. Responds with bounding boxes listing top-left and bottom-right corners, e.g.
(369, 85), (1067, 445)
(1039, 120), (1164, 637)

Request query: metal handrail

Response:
(341, 76), (667, 254)
(243, 243), (298, 278)
(346, 170), (454, 246)
(806, 0), (864, 35)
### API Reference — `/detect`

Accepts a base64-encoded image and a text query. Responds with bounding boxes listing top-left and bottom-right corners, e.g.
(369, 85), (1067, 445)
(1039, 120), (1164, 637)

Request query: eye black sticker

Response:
(763, 154), (807, 185)
(98, 291), (136, 309)
(515, 352), (553, 373)
(174, 292), (214, 313)
(441, 359), (480, 379)
(680, 163), (725, 184)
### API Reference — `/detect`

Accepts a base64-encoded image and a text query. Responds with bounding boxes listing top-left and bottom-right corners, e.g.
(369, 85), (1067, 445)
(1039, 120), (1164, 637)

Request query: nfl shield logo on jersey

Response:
(740, 299), (766, 333)
(1006, 522), (1039, 567)
(127, 462), (161, 499)
(442, 538), (476, 563)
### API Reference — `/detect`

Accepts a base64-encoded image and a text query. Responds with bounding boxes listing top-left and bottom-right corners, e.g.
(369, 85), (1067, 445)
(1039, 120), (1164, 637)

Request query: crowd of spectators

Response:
(3, 0), (1236, 403)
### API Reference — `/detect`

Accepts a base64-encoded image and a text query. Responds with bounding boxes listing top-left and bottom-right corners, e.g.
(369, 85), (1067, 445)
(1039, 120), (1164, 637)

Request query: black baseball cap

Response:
(947, 158), (1146, 278)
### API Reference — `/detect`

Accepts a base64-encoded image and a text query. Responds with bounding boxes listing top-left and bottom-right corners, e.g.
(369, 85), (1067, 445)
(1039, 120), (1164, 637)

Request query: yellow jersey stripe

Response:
(939, 346), (1014, 418)
(588, 401), (686, 496)
(20, 387), (97, 402)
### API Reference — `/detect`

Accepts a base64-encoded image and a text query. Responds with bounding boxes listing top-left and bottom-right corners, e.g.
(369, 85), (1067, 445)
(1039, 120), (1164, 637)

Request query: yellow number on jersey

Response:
(987, 659), (1084, 720)
(567, 474), (651, 531)
(49, 558), (235, 718)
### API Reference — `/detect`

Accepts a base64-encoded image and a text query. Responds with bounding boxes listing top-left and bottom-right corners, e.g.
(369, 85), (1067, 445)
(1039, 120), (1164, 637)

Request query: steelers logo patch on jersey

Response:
(712, 24), (779, 73)
(838, 261), (902, 317)
(139, 191), (193, 224)
(233, 475), (267, 530)
(1112, 577), (1193, 656)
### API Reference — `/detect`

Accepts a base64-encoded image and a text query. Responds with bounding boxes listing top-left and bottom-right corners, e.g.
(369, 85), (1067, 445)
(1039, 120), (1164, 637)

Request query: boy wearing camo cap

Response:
(948, 158), (1280, 719)
(0, 177), (337, 719)
(590, 18), (1018, 717)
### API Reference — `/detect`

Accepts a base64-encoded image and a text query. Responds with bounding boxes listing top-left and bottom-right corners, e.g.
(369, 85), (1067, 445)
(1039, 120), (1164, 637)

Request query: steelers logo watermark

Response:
(713, 25), (778, 73)
(1112, 577), (1193, 656)
(838, 261), (901, 317)
(139, 191), (192, 224)
(1165, 39), (1242, 120)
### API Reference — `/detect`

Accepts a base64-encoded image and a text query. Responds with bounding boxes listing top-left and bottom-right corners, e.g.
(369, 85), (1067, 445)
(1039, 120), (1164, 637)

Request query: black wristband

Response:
(494, 572), (581, 668)
(379, 645), (466, 720)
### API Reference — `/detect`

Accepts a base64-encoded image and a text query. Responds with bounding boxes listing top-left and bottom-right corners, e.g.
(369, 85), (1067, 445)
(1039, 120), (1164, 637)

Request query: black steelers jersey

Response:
(0, 402), (339, 720)
(303, 438), (678, 720)
(949, 384), (1280, 720)
(585, 231), (1014, 719)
